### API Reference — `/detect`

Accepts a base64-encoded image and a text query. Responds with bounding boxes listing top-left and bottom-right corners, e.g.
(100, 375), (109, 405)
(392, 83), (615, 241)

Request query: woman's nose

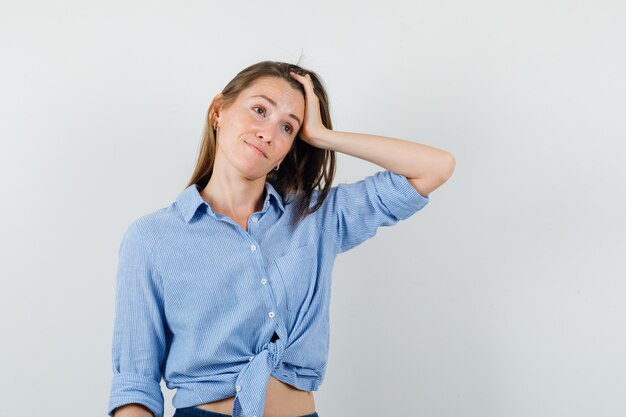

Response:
(257, 123), (276, 142)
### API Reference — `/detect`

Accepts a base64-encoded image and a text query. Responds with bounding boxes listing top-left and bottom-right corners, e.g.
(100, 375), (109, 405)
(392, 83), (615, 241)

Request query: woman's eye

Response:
(253, 106), (292, 134)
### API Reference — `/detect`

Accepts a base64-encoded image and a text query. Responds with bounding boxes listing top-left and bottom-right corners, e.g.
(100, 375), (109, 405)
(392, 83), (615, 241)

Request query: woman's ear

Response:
(210, 93), (224, 125)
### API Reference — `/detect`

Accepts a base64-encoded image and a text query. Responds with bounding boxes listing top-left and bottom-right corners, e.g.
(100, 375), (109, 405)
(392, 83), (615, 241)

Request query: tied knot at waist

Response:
(266, 337), (286, 369)
(232, 337), (287, 417)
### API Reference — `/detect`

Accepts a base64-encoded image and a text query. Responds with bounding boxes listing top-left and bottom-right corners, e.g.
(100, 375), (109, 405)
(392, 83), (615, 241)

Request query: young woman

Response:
(108, 60), (455, 417)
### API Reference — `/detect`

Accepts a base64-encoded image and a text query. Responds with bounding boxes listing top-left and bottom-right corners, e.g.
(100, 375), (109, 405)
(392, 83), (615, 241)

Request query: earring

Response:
(213, 121), (217, 130)
(274, 162), (280, 171)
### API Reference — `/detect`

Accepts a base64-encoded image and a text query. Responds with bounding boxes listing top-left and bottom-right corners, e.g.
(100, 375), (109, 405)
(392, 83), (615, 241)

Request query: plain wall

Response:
(1, 1), (624, 416)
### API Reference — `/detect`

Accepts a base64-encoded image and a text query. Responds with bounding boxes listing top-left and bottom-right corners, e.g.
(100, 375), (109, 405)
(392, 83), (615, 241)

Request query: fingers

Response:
(289, 71), (309, 78)
(289, 71), (314, 88)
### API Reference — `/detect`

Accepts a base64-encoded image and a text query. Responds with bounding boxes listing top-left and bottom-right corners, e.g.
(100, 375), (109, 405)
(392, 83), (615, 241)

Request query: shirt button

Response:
(250, 244), (256, 251)
(268, 311), (275, 318)
(252, 217), (258, 222)
(260, 278), (267, 285)
(235, 384), (242, 392)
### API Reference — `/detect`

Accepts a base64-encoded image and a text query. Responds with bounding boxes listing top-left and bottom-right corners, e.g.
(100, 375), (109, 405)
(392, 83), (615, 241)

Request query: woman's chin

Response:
(236, 164), (269, 181)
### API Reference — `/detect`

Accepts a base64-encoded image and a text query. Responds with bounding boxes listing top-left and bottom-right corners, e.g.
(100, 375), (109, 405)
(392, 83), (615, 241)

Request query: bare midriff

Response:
(194, 375), (315, 417)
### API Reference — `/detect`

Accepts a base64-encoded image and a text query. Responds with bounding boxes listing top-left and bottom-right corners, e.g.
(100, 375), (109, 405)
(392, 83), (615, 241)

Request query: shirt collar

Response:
(175, 181), (285, 223)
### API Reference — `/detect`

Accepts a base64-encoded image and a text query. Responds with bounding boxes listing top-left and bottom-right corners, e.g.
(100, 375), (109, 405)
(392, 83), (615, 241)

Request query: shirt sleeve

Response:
(107, 222), (167, 417)
(322, 170), (430, 254)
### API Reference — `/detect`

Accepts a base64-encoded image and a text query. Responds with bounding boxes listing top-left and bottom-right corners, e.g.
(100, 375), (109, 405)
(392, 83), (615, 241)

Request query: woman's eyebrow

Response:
(250, 94), (301, 126)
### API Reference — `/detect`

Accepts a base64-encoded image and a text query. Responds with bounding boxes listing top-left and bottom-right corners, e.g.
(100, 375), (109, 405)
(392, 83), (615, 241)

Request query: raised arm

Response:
(314, 129), (455, 197)
(288, 71), (455, 197)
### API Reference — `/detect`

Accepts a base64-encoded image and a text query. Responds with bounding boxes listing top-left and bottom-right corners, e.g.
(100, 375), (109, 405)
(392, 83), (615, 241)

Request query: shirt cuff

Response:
(382, 170), (430, 220)
(108, 372), (164, 417)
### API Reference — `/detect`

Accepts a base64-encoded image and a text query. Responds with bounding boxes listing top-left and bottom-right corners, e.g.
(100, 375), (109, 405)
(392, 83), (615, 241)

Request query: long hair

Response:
(185, 60), (336, 227)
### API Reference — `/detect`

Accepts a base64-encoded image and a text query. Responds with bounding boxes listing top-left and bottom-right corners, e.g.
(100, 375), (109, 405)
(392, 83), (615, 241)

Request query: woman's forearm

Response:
(314, 128), (455, 181)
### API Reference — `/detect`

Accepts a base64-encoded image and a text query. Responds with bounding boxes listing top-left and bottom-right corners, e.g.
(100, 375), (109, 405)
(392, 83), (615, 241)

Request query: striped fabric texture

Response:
(108, 169), (430, 417)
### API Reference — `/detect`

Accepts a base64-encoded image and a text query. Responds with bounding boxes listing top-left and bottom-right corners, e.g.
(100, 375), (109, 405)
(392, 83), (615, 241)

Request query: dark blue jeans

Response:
(173, 406), (319, 417)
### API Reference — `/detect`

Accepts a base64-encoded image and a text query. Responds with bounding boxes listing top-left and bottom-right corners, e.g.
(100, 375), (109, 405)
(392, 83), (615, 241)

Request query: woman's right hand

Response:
(113, 403), (154, 417)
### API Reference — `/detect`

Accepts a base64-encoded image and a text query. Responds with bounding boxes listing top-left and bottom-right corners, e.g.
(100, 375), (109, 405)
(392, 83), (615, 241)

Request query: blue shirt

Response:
(108, 169), (429, 417)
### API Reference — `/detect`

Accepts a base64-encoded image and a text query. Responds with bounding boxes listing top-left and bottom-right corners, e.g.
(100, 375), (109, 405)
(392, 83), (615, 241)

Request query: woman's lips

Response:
(245, 142), (267, 158)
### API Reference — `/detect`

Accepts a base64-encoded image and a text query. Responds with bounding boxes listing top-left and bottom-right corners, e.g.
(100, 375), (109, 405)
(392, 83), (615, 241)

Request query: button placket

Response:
(247, 240), (282, 325)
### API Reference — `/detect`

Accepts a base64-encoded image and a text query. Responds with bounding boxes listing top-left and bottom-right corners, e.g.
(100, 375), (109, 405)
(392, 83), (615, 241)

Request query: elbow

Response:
(437, 152), (456, 182)
(445, 152), (456, 179)
(406, 152), (456, 197)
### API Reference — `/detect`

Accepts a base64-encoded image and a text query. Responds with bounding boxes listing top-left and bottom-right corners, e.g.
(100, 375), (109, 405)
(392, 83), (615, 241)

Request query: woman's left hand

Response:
(289, 71), (328, 148)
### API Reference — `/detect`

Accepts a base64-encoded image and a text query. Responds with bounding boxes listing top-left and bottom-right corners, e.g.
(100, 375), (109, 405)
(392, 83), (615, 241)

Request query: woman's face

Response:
(213, 76), (305, 180)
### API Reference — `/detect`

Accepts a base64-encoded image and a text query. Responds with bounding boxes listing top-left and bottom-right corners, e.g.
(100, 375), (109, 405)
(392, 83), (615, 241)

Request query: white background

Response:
(1, 1), (625, 416)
